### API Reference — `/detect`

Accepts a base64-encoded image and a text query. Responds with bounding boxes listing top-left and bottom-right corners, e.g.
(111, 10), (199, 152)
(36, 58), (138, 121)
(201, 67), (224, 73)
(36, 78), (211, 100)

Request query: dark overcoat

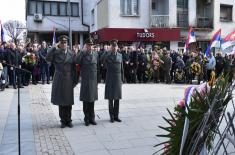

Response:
(101, 52), (123, 100)
(46, 47), (75, 106)
(75, 51), (98, 102)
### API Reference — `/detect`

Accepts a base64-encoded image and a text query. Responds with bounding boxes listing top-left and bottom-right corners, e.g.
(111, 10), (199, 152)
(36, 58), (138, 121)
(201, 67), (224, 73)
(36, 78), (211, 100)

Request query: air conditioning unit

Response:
(34, 13), (43, 22)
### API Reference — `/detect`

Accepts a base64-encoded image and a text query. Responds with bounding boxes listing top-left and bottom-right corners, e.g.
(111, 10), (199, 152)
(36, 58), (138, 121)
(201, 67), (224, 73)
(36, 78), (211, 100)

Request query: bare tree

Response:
(3, 20), (25, 44)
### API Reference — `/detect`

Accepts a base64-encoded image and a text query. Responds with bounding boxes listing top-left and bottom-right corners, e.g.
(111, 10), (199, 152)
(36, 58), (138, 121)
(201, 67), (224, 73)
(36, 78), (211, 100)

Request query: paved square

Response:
(1, 83), (232, 154)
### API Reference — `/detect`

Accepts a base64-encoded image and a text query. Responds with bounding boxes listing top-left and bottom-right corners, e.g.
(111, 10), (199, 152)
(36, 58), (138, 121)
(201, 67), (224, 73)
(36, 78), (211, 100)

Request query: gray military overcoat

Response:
(75, 51), (98, 102)
(101, 52), (123, 100)
(45, 47), (76, 106)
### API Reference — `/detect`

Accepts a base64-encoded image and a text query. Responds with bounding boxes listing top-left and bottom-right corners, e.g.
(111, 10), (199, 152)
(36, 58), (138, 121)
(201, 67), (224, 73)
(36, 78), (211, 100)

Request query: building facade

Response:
(26, 0), (96, 46)
(90, 0), (235, 51)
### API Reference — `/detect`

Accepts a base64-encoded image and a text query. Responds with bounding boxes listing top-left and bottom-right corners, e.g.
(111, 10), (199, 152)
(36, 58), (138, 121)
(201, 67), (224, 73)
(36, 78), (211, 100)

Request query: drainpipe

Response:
(81, 0), (90, 33)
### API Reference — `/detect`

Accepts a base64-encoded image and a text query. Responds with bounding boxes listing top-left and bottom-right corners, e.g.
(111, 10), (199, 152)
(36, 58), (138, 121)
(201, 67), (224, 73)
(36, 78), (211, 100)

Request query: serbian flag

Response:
(52, 27), (56, 45)
(0, 21), (6, 43)
(221, 29), (235, 50)
(205, 29), (221, 58)
(184, 27), (196, 53)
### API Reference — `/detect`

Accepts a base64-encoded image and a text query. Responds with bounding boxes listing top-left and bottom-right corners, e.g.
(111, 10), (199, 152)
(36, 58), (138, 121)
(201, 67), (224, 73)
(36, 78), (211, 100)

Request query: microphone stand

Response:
(2, 62), (31, 155)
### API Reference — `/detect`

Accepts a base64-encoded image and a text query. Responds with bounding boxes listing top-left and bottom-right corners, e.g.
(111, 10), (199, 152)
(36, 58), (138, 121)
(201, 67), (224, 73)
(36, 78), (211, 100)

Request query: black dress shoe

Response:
(60, 123), (66, 128)
(89, 120), (97, 125)
(67, 122), (73, 128)
(114, 118), (122, 122)
(47, 81), (50, 84)
(85, 121), (89, 126)
(110, 117), (114, 123)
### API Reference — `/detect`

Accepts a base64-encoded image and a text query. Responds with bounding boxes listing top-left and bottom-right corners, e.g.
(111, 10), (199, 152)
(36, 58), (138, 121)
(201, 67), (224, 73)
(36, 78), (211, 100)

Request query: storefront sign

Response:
(136, 32), (155, 38)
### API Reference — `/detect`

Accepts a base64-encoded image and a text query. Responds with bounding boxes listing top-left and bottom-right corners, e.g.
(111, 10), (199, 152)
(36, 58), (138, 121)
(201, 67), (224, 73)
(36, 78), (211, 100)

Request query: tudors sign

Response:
(136, 32), (155, 38)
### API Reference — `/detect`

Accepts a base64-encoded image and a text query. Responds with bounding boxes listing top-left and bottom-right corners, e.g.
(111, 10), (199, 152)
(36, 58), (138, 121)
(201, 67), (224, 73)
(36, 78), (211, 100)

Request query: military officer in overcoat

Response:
(100, 39), (123, 123)
(46, 35), (76, 128)
(75, 38), (98, 126)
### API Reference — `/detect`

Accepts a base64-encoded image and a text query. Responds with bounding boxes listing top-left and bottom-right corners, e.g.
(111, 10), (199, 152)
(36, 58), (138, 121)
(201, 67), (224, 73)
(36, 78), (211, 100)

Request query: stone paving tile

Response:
(29, 86), (74, 155)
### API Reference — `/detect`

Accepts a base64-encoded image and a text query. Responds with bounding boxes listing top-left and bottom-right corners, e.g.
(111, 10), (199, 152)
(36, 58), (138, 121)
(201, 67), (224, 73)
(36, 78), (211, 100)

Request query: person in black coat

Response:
(8, 43), (21, 89)
(129, 47), (138, 83)
(121, 46), (130, 83)
(39, 41), (50, 84)
(137, 47), (147, 83)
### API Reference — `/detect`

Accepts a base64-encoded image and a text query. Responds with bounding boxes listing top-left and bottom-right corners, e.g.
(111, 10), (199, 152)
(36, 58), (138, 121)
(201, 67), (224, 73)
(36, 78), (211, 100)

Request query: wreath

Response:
(154, 75), (233, 155)
(190, 62), (201, 76)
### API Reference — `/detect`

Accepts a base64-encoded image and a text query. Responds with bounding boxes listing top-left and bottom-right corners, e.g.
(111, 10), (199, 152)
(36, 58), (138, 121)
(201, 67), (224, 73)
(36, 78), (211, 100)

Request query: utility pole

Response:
(67, 0), (72, 49)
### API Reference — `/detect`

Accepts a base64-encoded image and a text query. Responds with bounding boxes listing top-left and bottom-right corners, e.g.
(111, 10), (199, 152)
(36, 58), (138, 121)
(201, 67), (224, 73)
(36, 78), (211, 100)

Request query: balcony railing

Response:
(150, 15), (169, 28)
(197, 17), (213, 29)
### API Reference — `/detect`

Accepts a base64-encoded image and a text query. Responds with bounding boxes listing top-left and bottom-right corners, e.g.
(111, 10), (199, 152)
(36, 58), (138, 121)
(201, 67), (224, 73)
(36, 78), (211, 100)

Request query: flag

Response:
(52, 27), (56, 45)
(221, 29), (235, 50)
(0, 20), (6, 43)
(205, 29), (221, 58)
(184, 27), (196, 53)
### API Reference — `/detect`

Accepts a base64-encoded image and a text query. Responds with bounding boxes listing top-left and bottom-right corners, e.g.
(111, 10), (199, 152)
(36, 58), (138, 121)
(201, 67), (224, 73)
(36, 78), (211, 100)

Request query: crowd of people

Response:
(0, 40), (235, 92)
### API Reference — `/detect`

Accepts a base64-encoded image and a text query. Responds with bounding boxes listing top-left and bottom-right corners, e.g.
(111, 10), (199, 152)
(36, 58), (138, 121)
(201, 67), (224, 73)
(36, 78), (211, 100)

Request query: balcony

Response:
(197, 17), (213, 29)
(150, 15), (169, 28)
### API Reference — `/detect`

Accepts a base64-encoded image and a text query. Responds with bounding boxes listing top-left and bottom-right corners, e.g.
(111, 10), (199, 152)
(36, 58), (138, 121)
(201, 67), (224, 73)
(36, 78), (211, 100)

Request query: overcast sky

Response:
(0, 0), (25, 24)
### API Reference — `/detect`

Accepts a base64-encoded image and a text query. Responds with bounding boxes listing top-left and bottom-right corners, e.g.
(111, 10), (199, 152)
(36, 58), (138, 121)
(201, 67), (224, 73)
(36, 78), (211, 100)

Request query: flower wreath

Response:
(190, 62), (201, 76)
(155, 75), (233, 155)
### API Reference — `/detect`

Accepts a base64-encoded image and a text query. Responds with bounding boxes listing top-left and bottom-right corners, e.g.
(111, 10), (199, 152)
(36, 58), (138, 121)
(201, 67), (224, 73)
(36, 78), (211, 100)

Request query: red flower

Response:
(178, 99), (185, 108)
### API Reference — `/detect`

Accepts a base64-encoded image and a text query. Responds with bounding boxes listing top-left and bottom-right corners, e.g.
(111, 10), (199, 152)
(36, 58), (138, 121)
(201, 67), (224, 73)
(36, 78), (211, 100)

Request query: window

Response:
(91, 9), (95, 26)
(28, 1), (36, 15)
(220, 4), (233, 22)
(44, 2), (51, 15)
(71, 3), (79, 16)
(59, 3), (67, 16)
(51, 2), (58, 16)
(120, 0), (139, 16)
(36, 1), (43, 14)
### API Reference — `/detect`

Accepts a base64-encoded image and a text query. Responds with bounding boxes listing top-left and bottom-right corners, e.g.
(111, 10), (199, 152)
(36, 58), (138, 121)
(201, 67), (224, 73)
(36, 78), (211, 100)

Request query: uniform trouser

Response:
(83, 102), (95, 122)
(59, 105), (72, 124)
(108, 100), (120, 119)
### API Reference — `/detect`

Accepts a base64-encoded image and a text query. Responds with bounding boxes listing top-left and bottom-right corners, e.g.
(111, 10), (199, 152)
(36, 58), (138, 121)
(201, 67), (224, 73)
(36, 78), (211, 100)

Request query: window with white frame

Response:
(120, 0), (139, 16)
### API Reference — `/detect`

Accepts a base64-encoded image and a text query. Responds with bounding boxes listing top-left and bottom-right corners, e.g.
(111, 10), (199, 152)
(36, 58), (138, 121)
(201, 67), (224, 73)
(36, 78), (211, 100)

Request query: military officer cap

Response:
(58, 35), (69, 42)
(110, 39), (118, 47)
(84, 38), (94, 45)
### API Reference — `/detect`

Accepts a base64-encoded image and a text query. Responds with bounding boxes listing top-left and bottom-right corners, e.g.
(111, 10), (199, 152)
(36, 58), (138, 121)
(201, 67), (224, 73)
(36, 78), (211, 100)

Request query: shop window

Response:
(220, 4), (233, 22)
(120, 0), (139, 16)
